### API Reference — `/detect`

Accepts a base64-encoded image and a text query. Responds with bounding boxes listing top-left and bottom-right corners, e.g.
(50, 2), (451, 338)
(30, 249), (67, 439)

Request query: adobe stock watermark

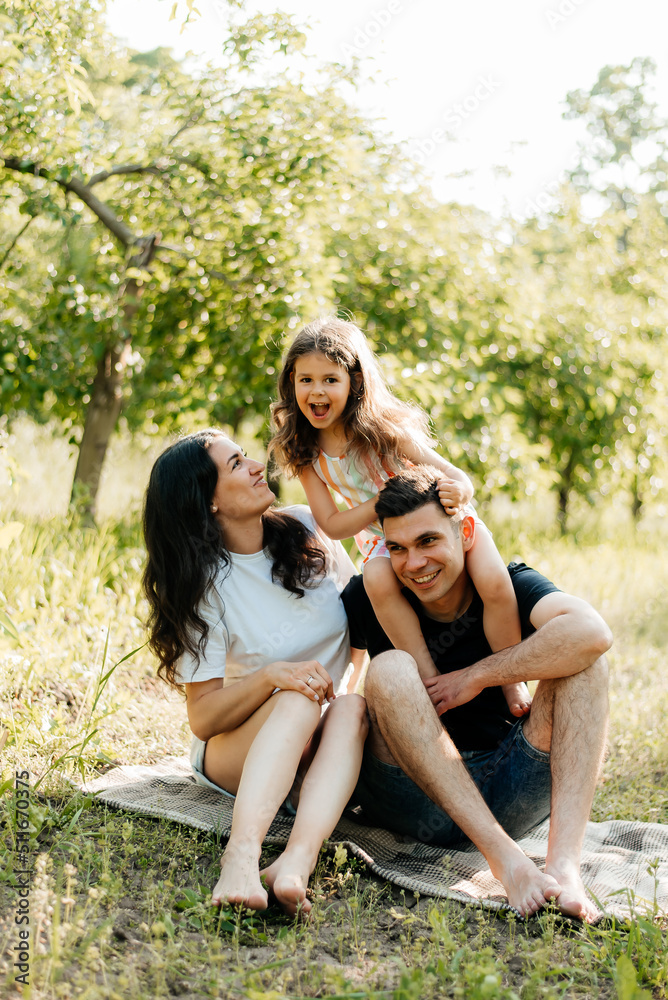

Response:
(339, 1), (404, 60)
(409, 75), (502, 166)
(12, 770), (31, 987)
(544, 0), (590, 30)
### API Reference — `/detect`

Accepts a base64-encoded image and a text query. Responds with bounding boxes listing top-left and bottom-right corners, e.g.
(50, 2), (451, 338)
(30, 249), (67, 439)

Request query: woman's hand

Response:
(437, 478), (471, 516)
(267, 660), (335, 705)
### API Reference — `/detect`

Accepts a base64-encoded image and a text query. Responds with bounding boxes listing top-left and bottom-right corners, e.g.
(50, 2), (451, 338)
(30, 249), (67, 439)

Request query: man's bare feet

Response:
(261, 848), (314, 918)
(544, 861), (601, 923)
(502, 682), (532, 718)
(212, 845), (268, 910)
(492, 849), (562, 917)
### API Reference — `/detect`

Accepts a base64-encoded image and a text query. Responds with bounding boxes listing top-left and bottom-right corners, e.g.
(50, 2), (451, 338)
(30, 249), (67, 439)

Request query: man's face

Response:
(382, 503), (473, 608)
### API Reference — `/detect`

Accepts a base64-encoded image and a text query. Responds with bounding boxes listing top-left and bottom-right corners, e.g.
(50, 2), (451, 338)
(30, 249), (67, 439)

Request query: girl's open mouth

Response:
(310, 403), (330, 419)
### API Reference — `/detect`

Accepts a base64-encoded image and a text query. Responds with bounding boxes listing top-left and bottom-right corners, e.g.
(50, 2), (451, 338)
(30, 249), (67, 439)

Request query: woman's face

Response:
(207, 437), (275, 523)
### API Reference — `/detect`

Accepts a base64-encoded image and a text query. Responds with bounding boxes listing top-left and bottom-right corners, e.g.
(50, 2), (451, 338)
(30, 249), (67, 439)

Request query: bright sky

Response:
(107, 0), (668, 219)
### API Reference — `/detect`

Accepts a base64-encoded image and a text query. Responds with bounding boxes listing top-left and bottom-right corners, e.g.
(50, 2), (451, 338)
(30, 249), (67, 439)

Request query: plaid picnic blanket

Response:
(82, 756), (668, 921)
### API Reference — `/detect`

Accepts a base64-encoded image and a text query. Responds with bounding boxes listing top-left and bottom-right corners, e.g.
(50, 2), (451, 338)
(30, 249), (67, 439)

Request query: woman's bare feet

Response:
(492, 849), (562, 917)
(502, 682), (532, 718)
(212, 845), (268, 910)
(261, 847), (315, 918)
(544, 861), (601, 922)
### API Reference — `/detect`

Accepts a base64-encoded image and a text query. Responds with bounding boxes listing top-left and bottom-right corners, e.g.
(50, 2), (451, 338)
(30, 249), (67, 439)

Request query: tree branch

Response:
(87, 163), (162, 187)
(0, 215), (36, 273)
(2, 156), (136, 246)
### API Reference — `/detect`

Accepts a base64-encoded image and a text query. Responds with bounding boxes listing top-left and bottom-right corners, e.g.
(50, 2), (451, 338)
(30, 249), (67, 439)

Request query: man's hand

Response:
(437, 478), (470, 516)
(424, 668), (483, 715)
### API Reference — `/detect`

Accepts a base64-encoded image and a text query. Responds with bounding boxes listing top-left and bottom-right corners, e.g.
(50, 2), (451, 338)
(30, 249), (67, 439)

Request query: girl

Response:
(270, 317), (531, 718)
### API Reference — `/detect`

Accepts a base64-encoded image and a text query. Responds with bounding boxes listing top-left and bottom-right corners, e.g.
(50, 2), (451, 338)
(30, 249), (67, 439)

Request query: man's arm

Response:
(425, 592), (613, 716)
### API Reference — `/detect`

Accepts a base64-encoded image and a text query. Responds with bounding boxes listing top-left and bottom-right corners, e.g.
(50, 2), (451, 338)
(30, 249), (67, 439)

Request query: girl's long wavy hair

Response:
(142, 428), (326, 688)
(269, 317), (433, 479)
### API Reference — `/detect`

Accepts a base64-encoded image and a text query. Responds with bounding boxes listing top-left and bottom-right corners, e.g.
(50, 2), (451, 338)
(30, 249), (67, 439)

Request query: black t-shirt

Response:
(341, 562), (560, 752)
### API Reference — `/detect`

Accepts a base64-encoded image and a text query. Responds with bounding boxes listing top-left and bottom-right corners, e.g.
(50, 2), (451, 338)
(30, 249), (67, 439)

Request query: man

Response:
(342, 466), (612, 920)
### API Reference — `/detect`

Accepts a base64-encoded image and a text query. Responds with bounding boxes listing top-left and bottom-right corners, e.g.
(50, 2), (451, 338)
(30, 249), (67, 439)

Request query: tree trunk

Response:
(70, 237), (157, 517)
(71, 344), (129, 516)
(556, 450), (575, 536)
(631, 467), (643, 522)
(557, 483), (569, 536)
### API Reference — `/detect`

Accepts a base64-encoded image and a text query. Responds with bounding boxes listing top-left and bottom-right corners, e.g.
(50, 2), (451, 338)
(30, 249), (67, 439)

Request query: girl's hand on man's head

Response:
(437, 478), (468, 515)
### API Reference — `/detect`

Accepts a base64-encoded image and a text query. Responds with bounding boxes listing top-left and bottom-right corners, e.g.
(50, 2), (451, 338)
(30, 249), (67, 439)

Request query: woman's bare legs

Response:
(203, 690), (322, 909)
(262, 694), (368, 916)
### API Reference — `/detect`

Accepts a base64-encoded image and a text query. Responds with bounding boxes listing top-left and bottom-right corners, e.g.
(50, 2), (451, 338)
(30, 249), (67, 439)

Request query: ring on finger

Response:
(306, 675), (314, 687)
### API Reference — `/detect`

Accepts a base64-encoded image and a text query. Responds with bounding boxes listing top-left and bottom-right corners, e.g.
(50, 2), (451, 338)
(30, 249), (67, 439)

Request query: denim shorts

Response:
(189, 734), (297, 816)
(352, 719), (551, 848)
(190, 735), (237, 798)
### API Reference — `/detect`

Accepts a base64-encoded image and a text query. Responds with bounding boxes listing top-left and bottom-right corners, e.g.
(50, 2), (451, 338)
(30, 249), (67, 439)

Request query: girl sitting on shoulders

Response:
(270, 316), (530, 717)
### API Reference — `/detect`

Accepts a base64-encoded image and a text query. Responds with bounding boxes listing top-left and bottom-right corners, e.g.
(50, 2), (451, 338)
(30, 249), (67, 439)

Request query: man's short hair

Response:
(376, 465), (451, 525)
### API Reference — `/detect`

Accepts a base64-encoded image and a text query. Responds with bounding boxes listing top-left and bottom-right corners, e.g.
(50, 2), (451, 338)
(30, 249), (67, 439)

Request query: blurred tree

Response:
(564, 57), (668, 519)
(564, 56), (668, 220)
(0, 0), (385, 515)
(501, 199), (659, 532)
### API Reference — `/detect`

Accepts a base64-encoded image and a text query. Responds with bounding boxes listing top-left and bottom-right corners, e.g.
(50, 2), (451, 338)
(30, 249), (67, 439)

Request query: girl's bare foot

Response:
(261, 848), (314, 918)
(212, 846), (267, 910)
(502, 682), (532, 718)
(544, 861), (601, 923)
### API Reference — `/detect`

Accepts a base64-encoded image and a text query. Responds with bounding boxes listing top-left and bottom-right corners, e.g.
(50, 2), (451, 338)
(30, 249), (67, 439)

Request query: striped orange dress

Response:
(313, 450), (392, 564)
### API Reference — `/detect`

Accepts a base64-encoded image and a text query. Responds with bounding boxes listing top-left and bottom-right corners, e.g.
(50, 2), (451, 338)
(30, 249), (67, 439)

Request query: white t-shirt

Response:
(175, 506), (357, 694)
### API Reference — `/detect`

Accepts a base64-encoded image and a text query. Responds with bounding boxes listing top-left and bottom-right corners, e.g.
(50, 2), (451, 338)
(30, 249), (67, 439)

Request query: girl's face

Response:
(292, 352), (351, 431)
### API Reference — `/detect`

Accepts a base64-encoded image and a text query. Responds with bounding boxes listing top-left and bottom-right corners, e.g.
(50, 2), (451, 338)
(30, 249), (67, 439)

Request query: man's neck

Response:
(419, 572), (475, 623)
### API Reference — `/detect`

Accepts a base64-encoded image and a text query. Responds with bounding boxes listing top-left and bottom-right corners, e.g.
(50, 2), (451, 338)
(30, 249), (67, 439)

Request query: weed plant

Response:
(1, 504), (667, 999)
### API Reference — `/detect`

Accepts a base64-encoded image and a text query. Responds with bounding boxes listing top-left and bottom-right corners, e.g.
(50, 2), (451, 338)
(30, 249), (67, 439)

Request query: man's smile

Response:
(408, 569), (440, 587)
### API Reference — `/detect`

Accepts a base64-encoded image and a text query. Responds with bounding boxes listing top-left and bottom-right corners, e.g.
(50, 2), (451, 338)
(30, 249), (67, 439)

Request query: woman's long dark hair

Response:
(142, 429), (326, 688)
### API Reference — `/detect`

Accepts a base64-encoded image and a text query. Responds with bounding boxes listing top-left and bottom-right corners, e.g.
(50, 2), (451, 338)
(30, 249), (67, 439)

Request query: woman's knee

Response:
(270, 688), (322, 723)
(325, 692), (368, 735)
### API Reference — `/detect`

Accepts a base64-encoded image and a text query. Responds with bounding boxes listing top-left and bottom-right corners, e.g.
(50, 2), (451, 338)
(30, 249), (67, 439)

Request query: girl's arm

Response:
(299, 465), (379, 541)
(186, 657), (334, 742)
(399, 433), (474, 510)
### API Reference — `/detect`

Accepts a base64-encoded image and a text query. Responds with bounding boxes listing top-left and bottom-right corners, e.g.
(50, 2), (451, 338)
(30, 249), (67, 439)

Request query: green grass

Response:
(1, 503), (667, 998)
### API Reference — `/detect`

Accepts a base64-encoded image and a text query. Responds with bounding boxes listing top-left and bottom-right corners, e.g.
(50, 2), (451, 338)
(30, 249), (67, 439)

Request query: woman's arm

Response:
(299, 466), (379, 541)
(399, 434), (474, 510)
(186, 658), (335, 742)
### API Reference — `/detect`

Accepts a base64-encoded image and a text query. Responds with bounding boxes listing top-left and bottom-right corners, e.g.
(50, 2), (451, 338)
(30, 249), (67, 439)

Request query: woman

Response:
(142, 429), (367, 915)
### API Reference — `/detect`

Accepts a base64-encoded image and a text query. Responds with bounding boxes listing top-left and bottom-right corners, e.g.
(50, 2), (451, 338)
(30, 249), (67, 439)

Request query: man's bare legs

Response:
(366, 649), (609, 920)
(364, 652), (561, 917)
(205, 692), (367, 913)
(262, 694), (368, 915)
(522, 656), (609, 921)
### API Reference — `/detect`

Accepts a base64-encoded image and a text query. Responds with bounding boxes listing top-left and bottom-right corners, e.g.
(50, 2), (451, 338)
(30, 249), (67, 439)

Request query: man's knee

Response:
(364, 650), (420, 708)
